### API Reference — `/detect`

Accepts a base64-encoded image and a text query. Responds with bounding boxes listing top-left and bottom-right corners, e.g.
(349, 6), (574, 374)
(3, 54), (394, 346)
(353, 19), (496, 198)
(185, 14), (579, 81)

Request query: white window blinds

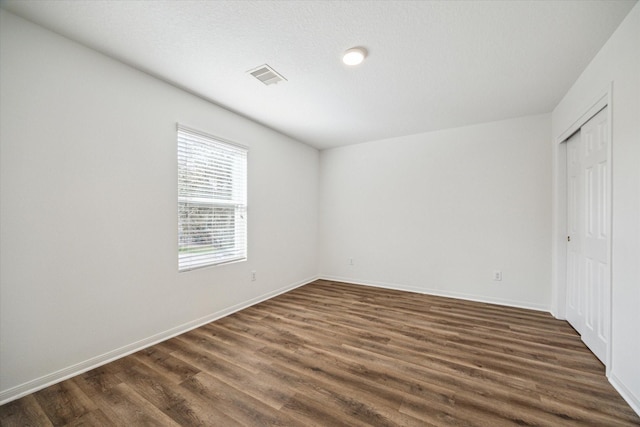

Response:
(177, 124), (247, 271)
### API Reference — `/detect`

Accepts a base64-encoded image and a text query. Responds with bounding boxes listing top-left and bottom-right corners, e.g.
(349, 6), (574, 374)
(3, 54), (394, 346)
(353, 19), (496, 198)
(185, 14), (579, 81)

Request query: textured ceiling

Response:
(1, 0), (637, 149)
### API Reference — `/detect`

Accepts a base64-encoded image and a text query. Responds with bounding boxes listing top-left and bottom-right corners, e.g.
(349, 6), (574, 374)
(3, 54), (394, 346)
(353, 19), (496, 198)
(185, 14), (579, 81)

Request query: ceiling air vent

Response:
(247, 64), (287, 86)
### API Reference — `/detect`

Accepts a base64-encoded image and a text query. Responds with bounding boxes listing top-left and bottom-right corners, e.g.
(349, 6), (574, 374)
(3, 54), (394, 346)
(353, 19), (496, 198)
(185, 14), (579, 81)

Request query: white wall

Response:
(0, 10), (318, 402)
(551, 3), (640, 413)
(319, 114), (552, 310)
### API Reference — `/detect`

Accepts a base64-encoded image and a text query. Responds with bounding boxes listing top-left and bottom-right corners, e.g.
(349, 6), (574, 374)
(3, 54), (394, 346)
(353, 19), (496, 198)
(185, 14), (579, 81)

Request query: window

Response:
(177, 124), (247, 271)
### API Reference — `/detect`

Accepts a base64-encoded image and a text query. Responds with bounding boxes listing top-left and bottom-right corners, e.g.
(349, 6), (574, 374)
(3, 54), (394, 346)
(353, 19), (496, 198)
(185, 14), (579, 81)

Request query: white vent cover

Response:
(247, 64), (287, 85)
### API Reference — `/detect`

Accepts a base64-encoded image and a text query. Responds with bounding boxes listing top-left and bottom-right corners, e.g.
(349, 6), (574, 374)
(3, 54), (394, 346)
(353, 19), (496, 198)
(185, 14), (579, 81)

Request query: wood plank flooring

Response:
(1, 279), (638, 426)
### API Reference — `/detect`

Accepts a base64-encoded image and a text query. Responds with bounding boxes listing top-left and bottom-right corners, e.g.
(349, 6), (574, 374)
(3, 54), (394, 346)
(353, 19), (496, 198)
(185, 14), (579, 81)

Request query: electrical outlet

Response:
(493, 270), (502, 281)
(348, 258), (354, 266)
(251, 271), (256, 281)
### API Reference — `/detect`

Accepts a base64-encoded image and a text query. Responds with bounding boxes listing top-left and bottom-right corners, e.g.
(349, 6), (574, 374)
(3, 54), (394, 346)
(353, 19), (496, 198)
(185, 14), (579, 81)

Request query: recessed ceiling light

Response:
(343, 47), (367, 66)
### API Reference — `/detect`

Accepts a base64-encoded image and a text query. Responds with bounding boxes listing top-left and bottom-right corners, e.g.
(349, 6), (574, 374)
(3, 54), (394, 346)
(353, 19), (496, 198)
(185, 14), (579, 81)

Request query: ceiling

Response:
(1, 0), (636, 150)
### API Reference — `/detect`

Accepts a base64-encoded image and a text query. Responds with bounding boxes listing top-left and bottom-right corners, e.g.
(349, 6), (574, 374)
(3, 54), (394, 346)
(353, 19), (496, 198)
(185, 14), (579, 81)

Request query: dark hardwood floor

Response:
(1, 279), (639, 426)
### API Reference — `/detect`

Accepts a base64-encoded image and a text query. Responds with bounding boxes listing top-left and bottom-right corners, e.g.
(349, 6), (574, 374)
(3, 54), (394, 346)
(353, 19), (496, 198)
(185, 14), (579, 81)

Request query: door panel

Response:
(566, 131), (583, 332)
(581, 107), (609, 363)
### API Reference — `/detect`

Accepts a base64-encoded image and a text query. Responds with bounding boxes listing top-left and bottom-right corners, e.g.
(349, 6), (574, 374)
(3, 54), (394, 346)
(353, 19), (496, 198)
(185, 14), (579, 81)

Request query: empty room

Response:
(1, 0), (639, 425)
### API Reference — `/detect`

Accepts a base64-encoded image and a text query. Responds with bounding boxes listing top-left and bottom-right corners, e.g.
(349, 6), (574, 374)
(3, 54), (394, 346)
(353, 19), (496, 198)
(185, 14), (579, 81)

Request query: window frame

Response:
(177, 124), (248, 272)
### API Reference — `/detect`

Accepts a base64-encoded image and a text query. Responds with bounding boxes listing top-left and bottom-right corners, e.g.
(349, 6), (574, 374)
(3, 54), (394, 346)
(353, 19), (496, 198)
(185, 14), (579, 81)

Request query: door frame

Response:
(552, 83), (613, 373)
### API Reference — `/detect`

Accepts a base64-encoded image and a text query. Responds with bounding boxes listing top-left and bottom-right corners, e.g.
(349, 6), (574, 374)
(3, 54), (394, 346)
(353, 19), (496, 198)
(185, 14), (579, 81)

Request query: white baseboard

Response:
(609, 372), (640, 416)
(0, 275), (319, 405)
(319, 275), (550, 313)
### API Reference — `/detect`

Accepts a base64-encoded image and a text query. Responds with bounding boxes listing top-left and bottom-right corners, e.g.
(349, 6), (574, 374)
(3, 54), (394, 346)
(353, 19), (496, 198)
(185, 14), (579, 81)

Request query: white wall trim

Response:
(610, 373), (640, 416)
(551, 82), (613, 373)
(551, 139), (568, 320)
(0, 275), (319, 405)
(320, 276), (550, 312)
(556, 91), (610, 144)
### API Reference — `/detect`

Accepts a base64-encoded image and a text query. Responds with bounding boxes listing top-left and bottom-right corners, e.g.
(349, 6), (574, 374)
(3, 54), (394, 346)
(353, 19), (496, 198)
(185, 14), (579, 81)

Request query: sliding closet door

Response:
(566, 131), (584, 333)
(580, 107), (610, 364)
(566, 107), (610, 365)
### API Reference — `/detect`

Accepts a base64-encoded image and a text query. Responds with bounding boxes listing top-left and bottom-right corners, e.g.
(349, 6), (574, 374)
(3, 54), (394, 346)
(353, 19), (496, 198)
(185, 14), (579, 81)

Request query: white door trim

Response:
(552, 82), (613, 374)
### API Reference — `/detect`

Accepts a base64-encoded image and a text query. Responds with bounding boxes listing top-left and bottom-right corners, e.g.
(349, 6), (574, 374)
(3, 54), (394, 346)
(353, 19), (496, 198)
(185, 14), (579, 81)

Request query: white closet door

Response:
(566, 131), (584, 333)
(566, 107), (609, 365)
(580, 107), (610, 364)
